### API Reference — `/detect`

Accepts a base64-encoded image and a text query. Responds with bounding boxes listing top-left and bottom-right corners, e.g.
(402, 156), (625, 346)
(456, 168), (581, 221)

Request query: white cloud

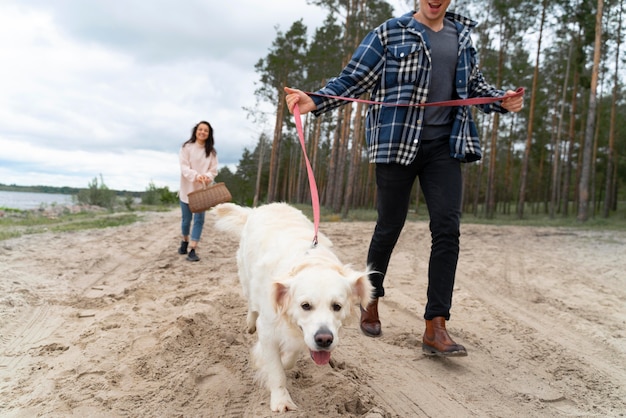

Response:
(0, 0), (333, 191)
(0, 0), (407, 191)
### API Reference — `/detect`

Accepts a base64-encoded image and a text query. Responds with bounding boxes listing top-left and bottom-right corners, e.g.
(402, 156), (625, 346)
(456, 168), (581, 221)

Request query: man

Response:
(285, 0), (524, 357)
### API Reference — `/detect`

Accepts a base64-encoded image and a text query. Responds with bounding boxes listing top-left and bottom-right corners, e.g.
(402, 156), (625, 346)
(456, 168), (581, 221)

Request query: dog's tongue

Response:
(310, 350), (331, 365)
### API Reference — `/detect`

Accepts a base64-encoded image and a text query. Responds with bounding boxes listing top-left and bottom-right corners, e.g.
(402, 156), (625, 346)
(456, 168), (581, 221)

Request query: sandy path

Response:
(1, 209), (624, 417)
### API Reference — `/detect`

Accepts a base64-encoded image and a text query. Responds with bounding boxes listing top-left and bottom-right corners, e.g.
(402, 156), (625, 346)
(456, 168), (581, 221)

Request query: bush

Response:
(142, 182), (178, 205)
(77, 175), (116, 209)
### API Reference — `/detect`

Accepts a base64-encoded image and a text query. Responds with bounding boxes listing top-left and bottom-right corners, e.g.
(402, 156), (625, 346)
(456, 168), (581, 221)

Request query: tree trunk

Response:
(503, 119), (515, 216)
(332, 103), (352, 213)
(603, 0), (622, 217)
(342, 101), (365, 218)
(561, 71), (579, 217)
(324, 112), (342, 207)
(309, 117), (323, 204)
(550, 43), (572, 218)
(485, 16), (506, 219)
(268, 86), (286, 203)
(577, 0), (603, 222)
(518, 0), (547, 219)
(590, 92), (603, 218)
(253, 136), (265, 207)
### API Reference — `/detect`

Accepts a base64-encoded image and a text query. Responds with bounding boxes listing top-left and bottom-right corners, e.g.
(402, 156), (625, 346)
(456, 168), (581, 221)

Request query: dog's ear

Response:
(272, 281), (291, 315)
(351, 272), (374, 308)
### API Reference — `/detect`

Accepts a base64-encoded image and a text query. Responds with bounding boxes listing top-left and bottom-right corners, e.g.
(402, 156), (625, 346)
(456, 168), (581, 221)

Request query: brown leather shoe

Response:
(422, 317), (467, 357)
(360, 298), (382, 337)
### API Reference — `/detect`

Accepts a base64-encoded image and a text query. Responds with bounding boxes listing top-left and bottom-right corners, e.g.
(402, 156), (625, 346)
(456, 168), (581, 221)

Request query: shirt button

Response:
(413, 139), (418, 144)
(400, 52), (405, 58)
(417, 120), (422, 124)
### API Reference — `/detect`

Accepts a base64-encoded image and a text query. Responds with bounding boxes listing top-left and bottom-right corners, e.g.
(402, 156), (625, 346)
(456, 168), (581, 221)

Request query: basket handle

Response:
(198, 179), (215, 190)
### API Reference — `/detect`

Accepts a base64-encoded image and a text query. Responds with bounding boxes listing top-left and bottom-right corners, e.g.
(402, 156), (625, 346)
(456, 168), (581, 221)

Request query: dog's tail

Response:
(211, 202), (251, 237)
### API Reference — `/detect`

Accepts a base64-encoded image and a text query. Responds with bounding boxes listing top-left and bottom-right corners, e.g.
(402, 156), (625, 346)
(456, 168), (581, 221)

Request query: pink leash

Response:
(293, 87), (525, 245)
(306, 86), (525, 107)
(294, 104), (322, 246)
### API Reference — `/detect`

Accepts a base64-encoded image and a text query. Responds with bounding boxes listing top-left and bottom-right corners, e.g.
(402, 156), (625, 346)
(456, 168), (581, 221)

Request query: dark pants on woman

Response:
(366, 136), (462, 320)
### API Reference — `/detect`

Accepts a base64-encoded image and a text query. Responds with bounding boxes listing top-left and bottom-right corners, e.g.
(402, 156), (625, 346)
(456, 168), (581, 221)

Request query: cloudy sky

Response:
(0, 0), (408, 192)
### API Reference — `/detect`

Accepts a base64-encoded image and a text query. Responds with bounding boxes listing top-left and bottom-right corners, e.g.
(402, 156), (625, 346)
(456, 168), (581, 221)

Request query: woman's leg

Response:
(189, 211), (205, 250)
(179, 200), (192, 254)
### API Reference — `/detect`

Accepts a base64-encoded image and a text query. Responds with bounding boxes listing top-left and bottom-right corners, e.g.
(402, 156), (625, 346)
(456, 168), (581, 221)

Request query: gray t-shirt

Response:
(421, 18), (458, 140)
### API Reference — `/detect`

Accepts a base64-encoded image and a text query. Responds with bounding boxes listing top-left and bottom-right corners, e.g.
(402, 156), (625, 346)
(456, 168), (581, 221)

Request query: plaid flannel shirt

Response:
(311, 11), (508, 164)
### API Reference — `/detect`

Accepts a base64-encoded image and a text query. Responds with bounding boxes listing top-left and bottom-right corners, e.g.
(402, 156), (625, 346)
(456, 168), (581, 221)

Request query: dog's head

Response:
(272, 262), (373, 365)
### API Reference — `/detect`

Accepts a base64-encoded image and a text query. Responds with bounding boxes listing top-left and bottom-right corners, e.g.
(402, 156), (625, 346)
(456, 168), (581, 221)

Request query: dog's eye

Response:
(301, 303), (311, 311)
(332, 303), (342, 312)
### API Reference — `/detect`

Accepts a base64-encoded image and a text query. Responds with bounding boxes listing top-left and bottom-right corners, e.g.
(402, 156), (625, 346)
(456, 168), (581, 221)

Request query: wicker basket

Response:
(187, 182), (232, 213)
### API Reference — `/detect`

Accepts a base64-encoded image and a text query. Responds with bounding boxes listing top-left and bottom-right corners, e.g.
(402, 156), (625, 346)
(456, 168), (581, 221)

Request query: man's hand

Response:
(501, 89), (524, 113)
(284, 87), (317, 115)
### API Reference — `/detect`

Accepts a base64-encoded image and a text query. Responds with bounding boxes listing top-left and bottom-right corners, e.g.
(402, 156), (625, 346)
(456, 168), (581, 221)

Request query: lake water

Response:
(0, 190), (75, 210)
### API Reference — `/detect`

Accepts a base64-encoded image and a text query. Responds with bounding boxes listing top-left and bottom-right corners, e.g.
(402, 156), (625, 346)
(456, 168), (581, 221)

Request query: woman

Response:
(178, 121), (219, 262)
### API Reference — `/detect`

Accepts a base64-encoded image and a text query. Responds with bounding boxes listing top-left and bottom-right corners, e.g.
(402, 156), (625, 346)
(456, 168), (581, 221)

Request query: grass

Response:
(0, 208), (144, 241)
(2, 202), (624, 243)
(294, 203), (626, 231)
(459, 212), (626, 230)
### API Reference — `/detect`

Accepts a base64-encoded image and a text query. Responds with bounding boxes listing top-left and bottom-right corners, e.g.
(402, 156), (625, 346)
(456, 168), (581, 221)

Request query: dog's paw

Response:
(246, 311), (258, 334)
(270, 388), (298, 412)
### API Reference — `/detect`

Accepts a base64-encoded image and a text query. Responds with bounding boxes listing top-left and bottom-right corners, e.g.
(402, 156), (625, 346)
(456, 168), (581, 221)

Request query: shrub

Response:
(77, 175), (116, 209)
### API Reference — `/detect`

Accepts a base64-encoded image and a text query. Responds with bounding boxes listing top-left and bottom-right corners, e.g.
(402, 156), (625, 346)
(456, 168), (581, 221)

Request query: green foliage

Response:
(141, 183), (158, 205)
(255, 19), (309, 103)
(0, 210), (140, 241)
(124, 194), (135, 211)
(306, 14), (343, 89)
(0, 183), (81, 195)
(76, 175), (117, 209)
(160, 187), (178, 204)
(50, 213), (139, 232)
(141, 182), (178, 205)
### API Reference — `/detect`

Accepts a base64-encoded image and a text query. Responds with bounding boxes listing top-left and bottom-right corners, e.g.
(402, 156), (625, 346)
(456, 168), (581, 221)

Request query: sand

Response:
(1, 209), (625, 417)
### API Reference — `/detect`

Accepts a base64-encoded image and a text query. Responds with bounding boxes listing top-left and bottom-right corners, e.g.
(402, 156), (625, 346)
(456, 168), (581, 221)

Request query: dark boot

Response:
(422, 317), (467, 357)
(360, 298), (382, 337)
(186, 248), (200, 262)
(178, 240), (189, 255)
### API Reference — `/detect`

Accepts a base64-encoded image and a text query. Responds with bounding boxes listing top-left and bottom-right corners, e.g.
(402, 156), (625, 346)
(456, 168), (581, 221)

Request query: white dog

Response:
(211, 202), (373, 412)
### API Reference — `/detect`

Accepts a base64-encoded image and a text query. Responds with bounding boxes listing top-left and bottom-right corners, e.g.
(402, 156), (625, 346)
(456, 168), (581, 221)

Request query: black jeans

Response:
(366, 137), (462, 320)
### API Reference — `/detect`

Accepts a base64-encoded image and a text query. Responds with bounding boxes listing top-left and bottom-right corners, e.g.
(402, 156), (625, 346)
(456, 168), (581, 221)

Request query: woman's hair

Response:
(183, 121), (216, 157)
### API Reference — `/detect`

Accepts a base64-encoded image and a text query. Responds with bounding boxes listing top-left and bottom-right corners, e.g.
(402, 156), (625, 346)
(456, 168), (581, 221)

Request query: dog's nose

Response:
(314, 328), (334, 348)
